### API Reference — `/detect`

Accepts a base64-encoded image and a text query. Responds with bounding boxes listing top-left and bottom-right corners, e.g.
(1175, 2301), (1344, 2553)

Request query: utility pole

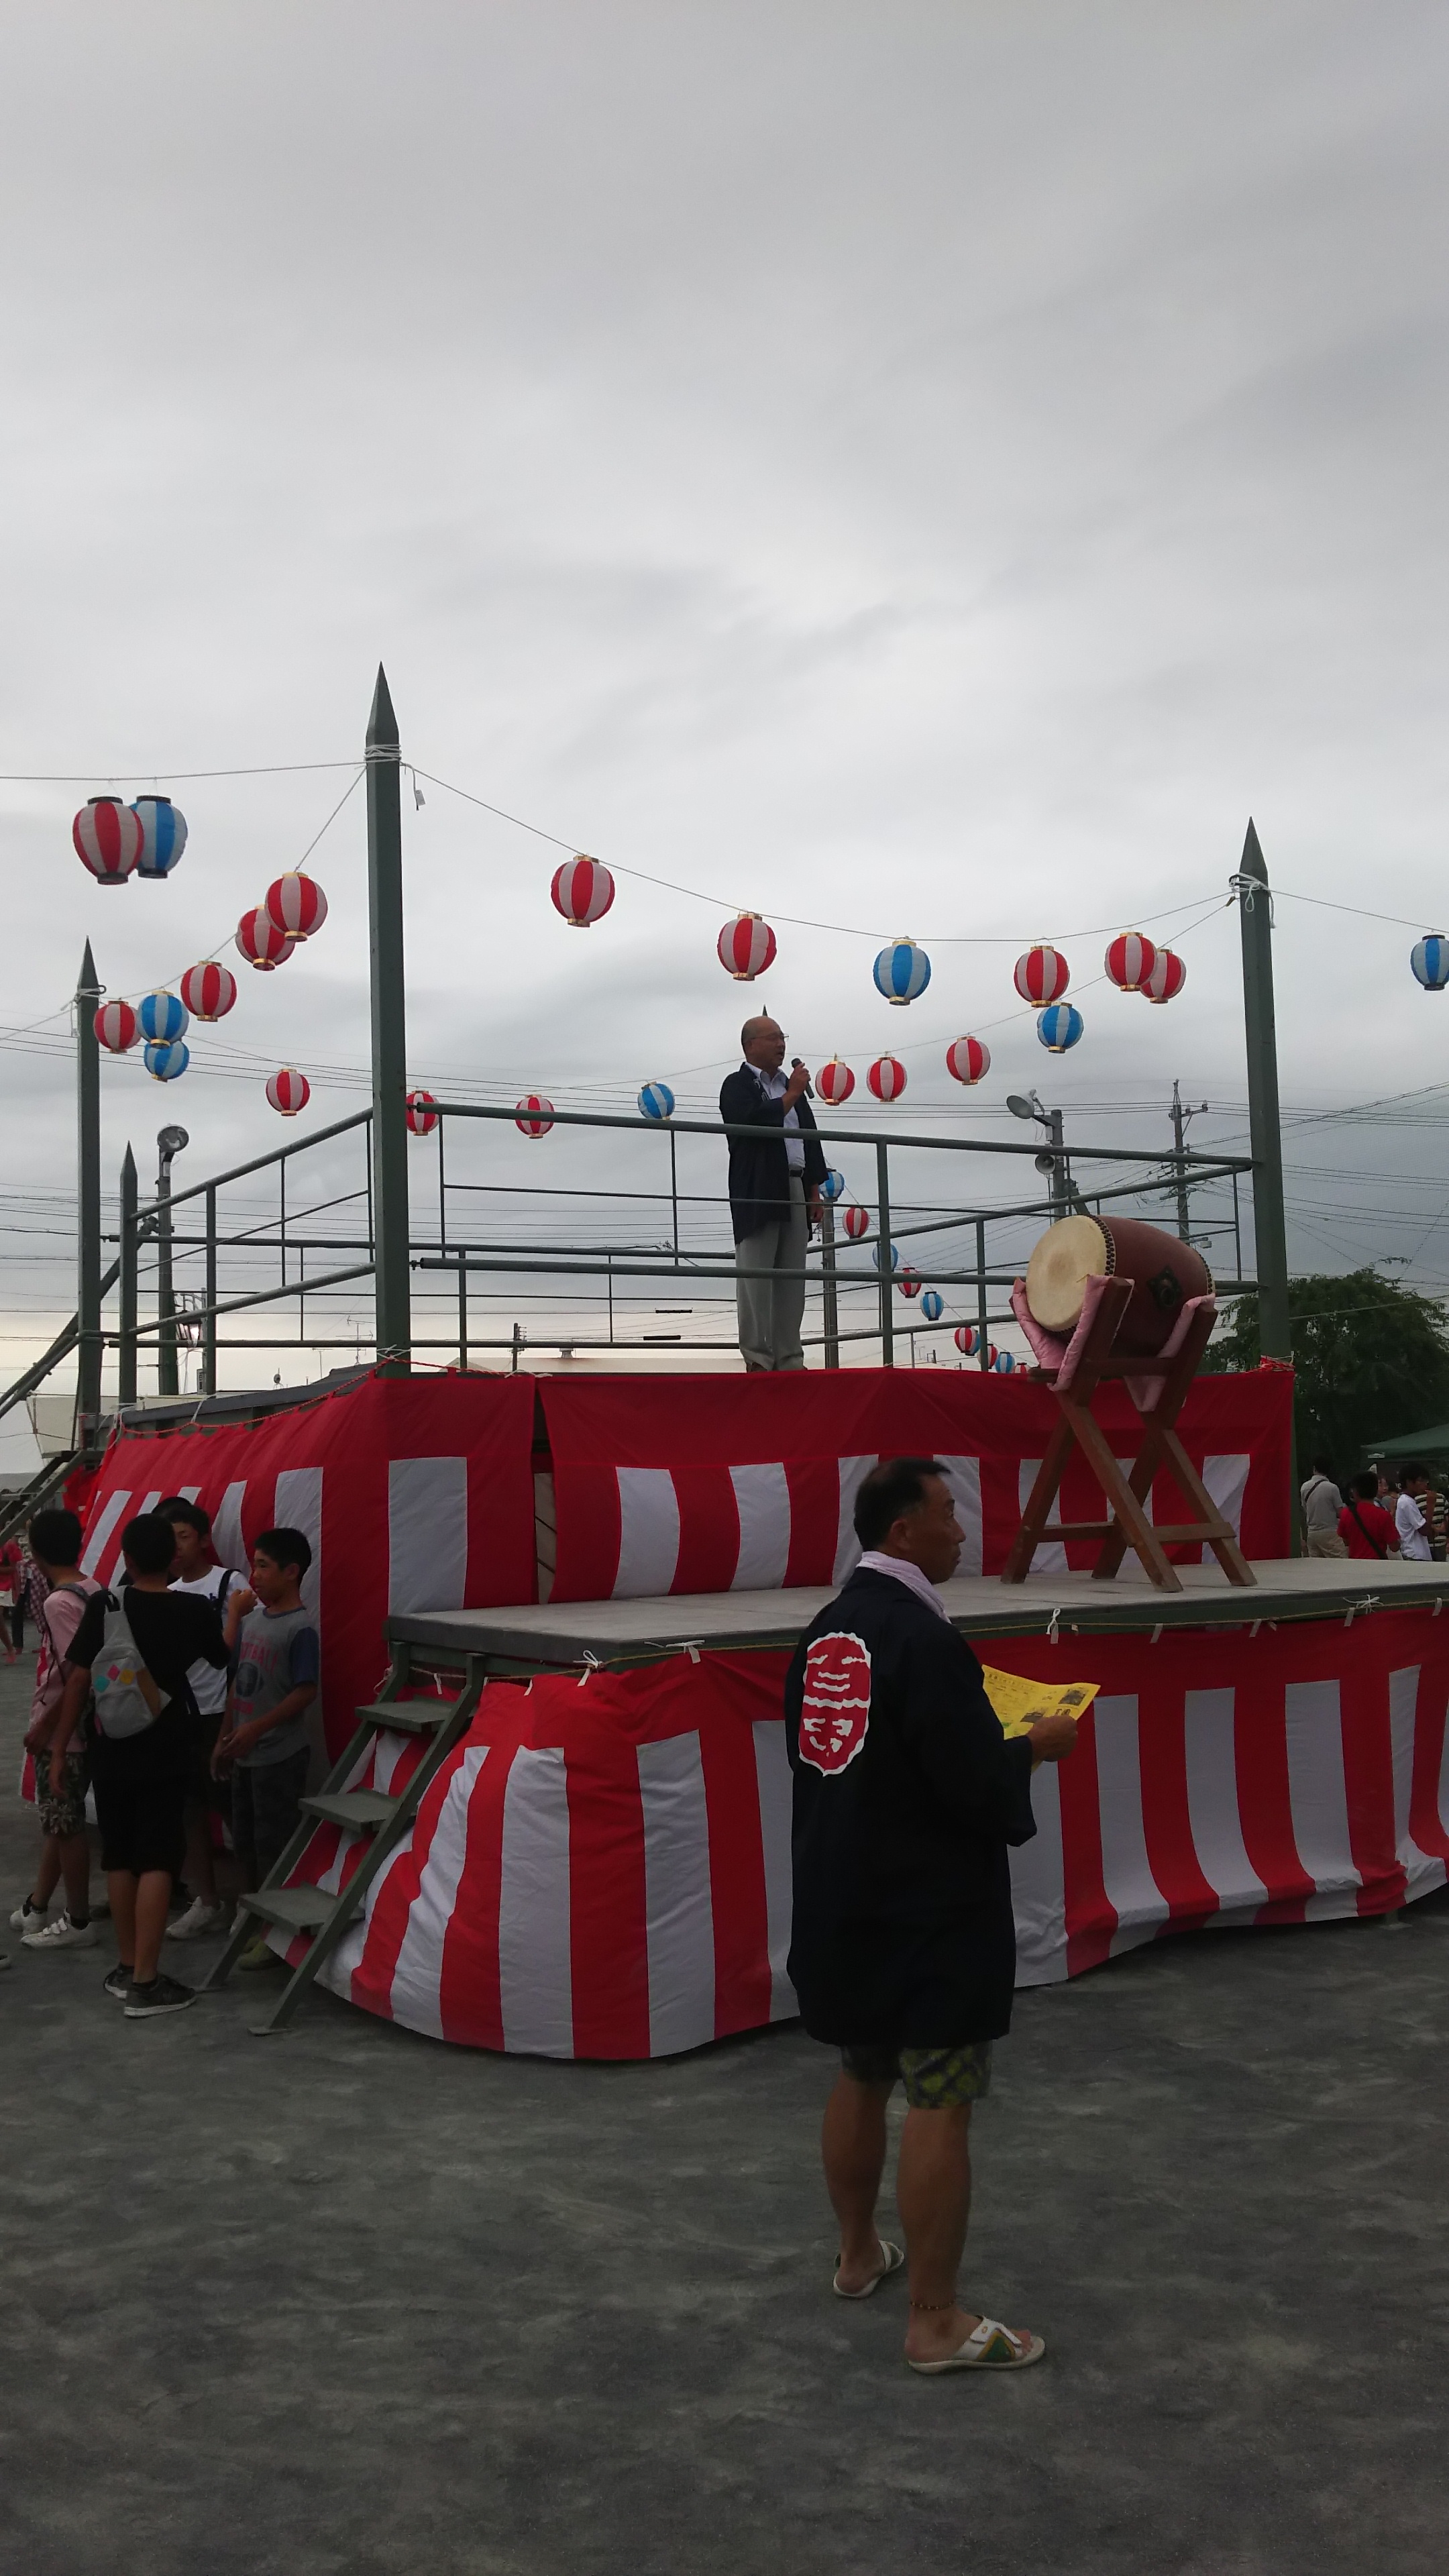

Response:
(1169, 1079), (1208, 1243)
(367, 665), (411, 1372)
(1234, 820), (1291, 1360)
(75, 944), (103, 1454)
(117, 1145), (138, 1406)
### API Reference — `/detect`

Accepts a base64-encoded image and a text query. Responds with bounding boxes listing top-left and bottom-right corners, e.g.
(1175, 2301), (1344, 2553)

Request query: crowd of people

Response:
(4, 1499), (320, 2014)
(1299, 1456), (1445, 1562)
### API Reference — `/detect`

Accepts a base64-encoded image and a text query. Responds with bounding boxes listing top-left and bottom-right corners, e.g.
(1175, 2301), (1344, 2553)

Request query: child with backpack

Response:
(13, 1508), (103, 1949)
(46, 1513), (229, 2017)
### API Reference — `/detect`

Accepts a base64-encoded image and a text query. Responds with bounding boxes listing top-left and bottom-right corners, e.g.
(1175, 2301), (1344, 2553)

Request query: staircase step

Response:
(300, 1788), (398, 1831)
(240, 1885), (334, 1932)
(354, 1699), (458, 1735)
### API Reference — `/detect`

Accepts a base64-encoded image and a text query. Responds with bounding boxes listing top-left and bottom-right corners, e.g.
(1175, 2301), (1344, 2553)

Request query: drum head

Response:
(1024, 1215), (1110, 1334)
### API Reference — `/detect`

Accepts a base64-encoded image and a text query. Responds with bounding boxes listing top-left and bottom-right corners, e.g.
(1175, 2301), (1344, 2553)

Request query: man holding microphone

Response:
(720, 1015), (826, 1371)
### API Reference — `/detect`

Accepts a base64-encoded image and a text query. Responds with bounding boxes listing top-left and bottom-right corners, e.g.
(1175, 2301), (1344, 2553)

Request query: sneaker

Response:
(166, 1897), (225, 1941)
(123, 1972), (197, 2019)
(22, 1912), (99, 1951)
(9, 1896), (50, 1931)
(103, 1964), (132, 2000)
(236, 1935), (278, 1972)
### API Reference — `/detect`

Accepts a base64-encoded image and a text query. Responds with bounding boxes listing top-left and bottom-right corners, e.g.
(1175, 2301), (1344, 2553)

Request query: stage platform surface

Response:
(390, 1553), (1449, 1670)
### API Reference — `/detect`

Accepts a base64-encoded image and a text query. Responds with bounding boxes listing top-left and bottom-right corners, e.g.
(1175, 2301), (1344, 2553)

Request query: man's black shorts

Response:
(90, 1751), (187, 1878)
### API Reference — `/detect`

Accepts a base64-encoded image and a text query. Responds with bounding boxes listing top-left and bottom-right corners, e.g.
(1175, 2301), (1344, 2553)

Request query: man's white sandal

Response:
(833, 2241), (905, 2299)
(907, 2316), (1046, 2371)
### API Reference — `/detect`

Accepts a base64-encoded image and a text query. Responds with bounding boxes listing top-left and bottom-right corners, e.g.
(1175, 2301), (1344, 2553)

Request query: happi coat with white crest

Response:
(784, 1566), (1037, 2047)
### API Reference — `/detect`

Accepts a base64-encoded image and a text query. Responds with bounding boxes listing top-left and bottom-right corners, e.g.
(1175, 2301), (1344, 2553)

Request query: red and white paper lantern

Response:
(180, 961), (237, 1022)
(816, 1057), (855, 1106)
(898, 1267), (922, 1299)
(867, 1054), (906, 1103)
(551, 857), (614, 928)
(1142, 947), (1186, 1004)
(73, 796), (144, 887)
(266, 1067), (311, 1118)
(945, 1035), (989, 1086)
(515, 1094), (555, 1138)
(1013, 944), (1069, 1006)
(953, 1324), (978, 1357)
(1104, 930), (1157, 993)
(843, 1203), (871, 1241)
(406, 1090), (439, 1137)
(93, 1000), (140, 1053)
(265, 871), (328, 941)
(236, 908), (297, 972)
(716, 913), (777, 980)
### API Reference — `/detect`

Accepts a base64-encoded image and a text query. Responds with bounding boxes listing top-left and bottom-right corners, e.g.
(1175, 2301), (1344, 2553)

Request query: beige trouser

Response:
(735, 1175), (808, 1371)
(1306, 1529), (1349, 1559)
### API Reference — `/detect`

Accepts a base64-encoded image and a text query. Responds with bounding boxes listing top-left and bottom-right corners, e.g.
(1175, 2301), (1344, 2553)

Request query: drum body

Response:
(1024, 1214), (1212, 1357)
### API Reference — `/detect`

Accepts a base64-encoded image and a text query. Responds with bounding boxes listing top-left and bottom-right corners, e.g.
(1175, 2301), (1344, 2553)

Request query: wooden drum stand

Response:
(1002, 1274), (1256, 1594)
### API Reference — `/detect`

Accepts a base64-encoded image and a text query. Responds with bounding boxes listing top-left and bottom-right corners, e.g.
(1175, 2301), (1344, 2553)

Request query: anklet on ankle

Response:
(909, 2298), (953, 2311)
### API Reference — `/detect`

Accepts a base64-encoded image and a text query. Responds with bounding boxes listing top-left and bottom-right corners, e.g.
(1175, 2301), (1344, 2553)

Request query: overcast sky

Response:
(3, 0), (1448, 1450)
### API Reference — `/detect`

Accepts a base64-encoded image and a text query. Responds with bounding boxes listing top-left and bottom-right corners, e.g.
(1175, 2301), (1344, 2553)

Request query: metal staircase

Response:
(201, 1640), (484, 2034)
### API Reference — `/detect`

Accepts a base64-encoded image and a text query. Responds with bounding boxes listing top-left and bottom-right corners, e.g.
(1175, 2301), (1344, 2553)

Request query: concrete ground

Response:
(2, 1657), (1447, 2576)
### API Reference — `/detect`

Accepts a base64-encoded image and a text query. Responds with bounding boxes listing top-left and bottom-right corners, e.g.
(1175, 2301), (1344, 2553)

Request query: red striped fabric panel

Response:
(1136, 1682), (1220, 1925)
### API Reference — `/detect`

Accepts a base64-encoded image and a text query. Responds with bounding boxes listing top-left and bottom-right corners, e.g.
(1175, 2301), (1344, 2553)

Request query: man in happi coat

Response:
(785, 1456), (1079, 2373)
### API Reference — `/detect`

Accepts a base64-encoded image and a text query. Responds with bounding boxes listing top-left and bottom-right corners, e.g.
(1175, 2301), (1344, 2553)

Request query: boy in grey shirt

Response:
(215, 1526), (319, 1969)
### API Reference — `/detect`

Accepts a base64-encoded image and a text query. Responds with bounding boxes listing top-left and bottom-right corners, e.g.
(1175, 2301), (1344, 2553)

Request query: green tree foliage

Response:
(1206, 1271), (1449, 1470)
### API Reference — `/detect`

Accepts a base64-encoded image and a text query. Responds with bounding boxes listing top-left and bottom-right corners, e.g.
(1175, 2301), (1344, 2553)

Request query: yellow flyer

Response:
(980, 1666), (1099, 1740)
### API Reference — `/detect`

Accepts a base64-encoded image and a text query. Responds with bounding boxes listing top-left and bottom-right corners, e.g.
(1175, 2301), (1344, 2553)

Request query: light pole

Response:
(1008, 1089), (1071, 1222)
(156, 1125), (189, 1397)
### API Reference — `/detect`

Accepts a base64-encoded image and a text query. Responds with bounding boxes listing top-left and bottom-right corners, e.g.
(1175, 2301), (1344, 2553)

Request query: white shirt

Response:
(171, 1564), (238, 1716)
(751, 1063), (806, 1175)
(1395, 1494), (1432, 1561)
(857, 1550), (951, 1620)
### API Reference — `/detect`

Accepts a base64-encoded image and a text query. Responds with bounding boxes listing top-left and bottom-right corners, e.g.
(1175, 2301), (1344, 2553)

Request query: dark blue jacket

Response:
(784, 1568), (1037, 2047)
(719, 1065), (828, 1244)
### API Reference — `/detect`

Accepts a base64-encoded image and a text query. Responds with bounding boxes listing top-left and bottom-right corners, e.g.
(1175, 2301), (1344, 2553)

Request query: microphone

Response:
(792, 1057), (814, 1098)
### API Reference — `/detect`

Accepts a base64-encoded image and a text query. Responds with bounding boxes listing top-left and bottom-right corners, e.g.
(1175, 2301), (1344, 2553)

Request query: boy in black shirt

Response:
(50, 1513), (228, 2018)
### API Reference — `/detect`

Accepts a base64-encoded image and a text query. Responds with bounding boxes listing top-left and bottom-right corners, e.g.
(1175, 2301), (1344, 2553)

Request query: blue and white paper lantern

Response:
(1037, 1002), (1083, 1054)
(130, 796), (187, 879)
(144, 1039), (190, 1082)
(920, 1288), (945, 1322)
(637, 1080), (676, 1121)
(993, 1347), (1016, 1373)
(138, 989), (189, 1044)
(1411, 934), (1449, 992)
(871, 1240), (901, 1273)
(872, 937), (931, 1006)
(821, 1168), (846, 1201)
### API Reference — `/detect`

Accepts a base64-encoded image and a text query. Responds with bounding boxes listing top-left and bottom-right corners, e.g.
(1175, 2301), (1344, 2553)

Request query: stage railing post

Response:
(367, 665), (411, 1372)
(821, 1197), (839, 1368)
(118, 1146), (138, 1407)
(76, 943), (103, 1453)
(976, 1217), (989, 1368)
(201, 1185), (217, 1397)
(876, 1141), (894, 1366)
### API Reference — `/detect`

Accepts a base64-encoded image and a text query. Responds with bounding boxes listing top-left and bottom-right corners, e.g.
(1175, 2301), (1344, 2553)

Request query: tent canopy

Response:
(1364, 1424), (1449, 1460)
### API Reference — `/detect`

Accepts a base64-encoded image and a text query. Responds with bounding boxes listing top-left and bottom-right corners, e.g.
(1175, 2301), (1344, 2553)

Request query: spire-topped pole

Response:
(1234, 820), (1291, 1365)
(366, 665), (411, 1371)
(117, 1144), (138, 1406)
(76, 943), (103, 1450)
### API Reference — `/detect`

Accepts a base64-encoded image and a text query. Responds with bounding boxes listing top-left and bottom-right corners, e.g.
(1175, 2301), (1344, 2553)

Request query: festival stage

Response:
(64, 1365), (1449, 2056)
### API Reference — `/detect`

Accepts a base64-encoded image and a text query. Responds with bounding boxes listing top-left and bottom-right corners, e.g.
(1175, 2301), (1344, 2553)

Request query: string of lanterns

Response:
(547, 851), (1188, 1069)
(76, 786), (329, 1113)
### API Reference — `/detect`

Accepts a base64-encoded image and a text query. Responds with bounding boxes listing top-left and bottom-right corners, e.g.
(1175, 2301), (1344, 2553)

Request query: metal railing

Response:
(102, 1095), (1255, 1391)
